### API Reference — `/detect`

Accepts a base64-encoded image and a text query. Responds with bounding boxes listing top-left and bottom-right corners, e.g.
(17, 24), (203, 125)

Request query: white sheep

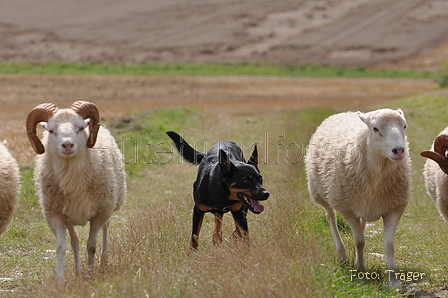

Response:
(0, 142), (20, 237)
(26, 101), (126, 284)
(421, 128), (448, 223)
(305, 108), (410, 283)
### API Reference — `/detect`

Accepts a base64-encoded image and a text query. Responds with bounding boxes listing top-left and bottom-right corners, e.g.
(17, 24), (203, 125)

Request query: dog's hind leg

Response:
(190, 205), (205, 251)
(213, 213), (223, 246)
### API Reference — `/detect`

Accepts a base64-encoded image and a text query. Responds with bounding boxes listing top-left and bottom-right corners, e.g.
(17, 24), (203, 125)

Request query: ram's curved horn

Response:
(70, 101), (100, 148)
(26, 103), (59, 154)
(421, 134), (448, 174)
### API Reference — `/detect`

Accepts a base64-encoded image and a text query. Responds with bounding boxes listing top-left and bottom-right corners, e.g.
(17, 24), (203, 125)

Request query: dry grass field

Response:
(1, 74), (448, 297)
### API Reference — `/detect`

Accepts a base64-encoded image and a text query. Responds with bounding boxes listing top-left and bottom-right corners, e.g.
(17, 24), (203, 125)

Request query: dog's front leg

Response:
(231, 210), (248, 243)
(213, 213), (223, 246)
(190, 205), (205, 252)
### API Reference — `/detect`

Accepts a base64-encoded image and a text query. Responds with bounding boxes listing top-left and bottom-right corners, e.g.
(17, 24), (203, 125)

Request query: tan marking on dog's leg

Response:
(213, 214), (223, 246)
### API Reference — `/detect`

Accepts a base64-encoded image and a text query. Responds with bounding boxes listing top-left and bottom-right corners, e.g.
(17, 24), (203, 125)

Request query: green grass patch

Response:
(104, 107), (204, 176)
(0, 62), (445, 79)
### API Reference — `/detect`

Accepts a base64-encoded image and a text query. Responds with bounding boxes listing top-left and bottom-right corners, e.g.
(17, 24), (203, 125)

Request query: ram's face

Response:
(42, 110), (89, 158)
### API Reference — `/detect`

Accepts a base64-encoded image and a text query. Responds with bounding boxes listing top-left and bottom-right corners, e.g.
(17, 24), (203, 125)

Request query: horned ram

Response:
(26, 101), (126, 284)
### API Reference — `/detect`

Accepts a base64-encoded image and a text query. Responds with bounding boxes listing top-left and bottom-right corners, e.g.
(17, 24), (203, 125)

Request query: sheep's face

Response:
(358, 108), (407, 162)
(42, 109), (89, 159)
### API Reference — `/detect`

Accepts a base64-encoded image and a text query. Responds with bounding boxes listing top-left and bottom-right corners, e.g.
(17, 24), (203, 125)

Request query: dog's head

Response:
(219, 146), (269, 214)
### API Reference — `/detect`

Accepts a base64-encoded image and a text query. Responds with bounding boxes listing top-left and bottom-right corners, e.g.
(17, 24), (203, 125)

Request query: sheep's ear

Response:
(84, 118), (90, 128)
(358, 111), (367, 124)
(397, 108), (404, 116)
(40, 122), (48, 130)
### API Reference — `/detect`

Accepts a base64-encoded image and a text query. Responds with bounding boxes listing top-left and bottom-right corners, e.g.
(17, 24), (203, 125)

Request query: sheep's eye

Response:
(404, 125), (407, 129)
(373, 127), (379, 132)
(78, 127), (85, 132)
(48, 130), (54, 134)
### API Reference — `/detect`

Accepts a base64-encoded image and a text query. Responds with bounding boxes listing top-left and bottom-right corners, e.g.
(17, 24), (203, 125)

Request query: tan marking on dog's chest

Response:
(198, 204), (212, 212)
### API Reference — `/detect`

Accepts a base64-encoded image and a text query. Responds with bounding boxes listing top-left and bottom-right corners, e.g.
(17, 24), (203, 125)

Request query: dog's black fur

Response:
(166, 131), (269, 250)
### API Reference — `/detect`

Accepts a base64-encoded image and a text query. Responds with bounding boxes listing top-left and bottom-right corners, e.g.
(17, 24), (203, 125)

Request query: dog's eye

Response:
(243, 176), (252, 184)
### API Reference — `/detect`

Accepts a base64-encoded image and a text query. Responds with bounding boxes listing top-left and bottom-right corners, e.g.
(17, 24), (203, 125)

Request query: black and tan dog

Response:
(166, 131), (269, 250)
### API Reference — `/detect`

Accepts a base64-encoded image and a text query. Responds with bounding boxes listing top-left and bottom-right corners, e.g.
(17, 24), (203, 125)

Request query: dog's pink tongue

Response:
(250, 198), (265, 213)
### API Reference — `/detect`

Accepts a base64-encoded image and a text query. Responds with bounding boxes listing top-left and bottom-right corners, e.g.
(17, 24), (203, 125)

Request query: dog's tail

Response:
(166, 131), (205, 164)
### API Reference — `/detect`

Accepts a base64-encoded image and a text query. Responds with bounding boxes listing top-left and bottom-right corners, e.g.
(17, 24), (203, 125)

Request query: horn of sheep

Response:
(421, 134), (448, 175)
(70, 101), (100, 148)
(26, 103), (59, 154)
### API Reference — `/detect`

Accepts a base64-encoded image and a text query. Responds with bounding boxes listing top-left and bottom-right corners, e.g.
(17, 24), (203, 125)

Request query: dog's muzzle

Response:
(237, 190), (269, 214)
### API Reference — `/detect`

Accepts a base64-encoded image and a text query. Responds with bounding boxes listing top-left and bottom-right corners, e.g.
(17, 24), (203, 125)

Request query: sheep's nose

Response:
(392, 147), (404, 155)
(62, 142), (74, 150)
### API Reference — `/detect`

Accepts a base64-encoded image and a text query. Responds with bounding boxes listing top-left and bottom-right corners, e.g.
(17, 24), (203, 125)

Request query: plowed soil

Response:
(1, 0), (448, 70)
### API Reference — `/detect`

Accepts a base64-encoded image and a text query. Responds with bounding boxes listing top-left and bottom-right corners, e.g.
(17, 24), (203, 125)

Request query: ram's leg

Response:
(383, 210), (403, 287)
(66, 222), (80, 276)
(100, 222), (109, 267)
(87, 217), (107, 275)
(48, 214), (68, 285)
(361, 219), (367, 234)
(343, 214), (366, 271)
(325, 208), (348, 263)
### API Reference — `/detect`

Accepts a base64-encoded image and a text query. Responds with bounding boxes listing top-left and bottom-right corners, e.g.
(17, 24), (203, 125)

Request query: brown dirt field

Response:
(1, 0), (448, 70)
(0, 74), (437, 166)
(0, 75), (435, 114)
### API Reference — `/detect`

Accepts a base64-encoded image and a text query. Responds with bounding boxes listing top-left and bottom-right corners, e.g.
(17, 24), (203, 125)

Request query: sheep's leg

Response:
(325, 208), (347, 263)
(48, 214), (68, 285)
(86, 217), (106, 275)
(100, 222), (109, 267)
(360, 219), (367, 234)
(343, 214), (366, 271)
(212, 214), (223, 246)
(66, 222), (80, 276)
(383, 211), (403, 287)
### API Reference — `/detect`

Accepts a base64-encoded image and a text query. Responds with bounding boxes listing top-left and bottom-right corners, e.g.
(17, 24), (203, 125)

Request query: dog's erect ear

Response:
(219, 149), (235, 176)
(248, 145), (259, 170)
